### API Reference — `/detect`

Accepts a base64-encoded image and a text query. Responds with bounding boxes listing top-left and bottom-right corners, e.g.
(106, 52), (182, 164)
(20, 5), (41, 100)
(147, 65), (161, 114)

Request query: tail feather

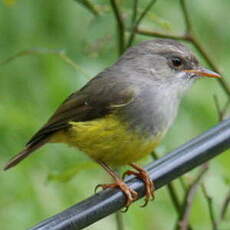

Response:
(3, 139), (48, 171)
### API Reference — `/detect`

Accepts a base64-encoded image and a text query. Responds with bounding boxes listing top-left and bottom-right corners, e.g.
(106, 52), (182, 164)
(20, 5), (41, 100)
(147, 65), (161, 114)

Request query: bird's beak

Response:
(184, 68), (222, 79)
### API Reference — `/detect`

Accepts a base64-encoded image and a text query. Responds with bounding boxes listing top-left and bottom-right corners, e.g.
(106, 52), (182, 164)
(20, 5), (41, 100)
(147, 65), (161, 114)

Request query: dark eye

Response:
(171, 57), (183, 68)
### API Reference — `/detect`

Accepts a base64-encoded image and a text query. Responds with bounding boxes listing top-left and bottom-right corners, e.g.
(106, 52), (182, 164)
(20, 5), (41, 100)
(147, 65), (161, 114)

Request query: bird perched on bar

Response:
(4, 39), (221, 208)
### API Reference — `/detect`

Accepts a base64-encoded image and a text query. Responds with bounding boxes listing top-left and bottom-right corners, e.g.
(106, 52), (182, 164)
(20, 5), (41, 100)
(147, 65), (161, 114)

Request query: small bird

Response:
(4, 39), (221, 207)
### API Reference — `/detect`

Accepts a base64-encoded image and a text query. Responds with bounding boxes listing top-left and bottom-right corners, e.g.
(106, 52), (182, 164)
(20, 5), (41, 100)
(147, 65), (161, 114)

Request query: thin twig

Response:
(213, 94), (230, 121)
(213, 95), (223, 121)
(222, 98), (230, 119)
(0, 48), (90, 78)
(175, 165), (209, 230)
(213, 95), (230, 121)
(110, 0), (125, 55)
(115, 212), (125, 230)
(136, 28), (186, 40)
(151, 152), (193, 230)
(73, 0), (100, 16)
(201, 184), (218, 230)
(127, 0), (157, 47)
(179, 0), (192, 35)
(190, 37), (230, 96)
(220, 189), (230, 220)
(131, 0), (138, 27)
(213, 95), (230, 122)
(179, 177), (188, 193)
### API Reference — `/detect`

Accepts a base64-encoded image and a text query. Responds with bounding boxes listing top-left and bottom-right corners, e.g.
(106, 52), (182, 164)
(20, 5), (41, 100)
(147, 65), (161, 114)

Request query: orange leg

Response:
(95, 161), (138, 208)
(123, 163), (155, 207)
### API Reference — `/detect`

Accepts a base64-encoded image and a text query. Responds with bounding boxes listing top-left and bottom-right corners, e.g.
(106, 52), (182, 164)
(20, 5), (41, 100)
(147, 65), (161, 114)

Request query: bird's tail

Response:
(3, 138), (48, 171)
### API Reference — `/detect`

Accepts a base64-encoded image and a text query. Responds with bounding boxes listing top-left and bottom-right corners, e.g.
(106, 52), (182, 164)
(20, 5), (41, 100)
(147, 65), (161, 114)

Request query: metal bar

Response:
(30, 118), (230, 230)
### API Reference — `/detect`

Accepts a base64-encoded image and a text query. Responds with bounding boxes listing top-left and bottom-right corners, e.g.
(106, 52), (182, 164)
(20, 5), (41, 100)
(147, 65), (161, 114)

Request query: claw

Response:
(94, 179), (138, 208)
(94, 183), (116, 193)
(123, 163), (155, 207)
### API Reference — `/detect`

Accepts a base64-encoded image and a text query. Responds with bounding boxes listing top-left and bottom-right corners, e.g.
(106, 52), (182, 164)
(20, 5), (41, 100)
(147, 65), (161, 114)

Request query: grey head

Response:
(108, 39), (221, 135)
(114, 39), (220, 92)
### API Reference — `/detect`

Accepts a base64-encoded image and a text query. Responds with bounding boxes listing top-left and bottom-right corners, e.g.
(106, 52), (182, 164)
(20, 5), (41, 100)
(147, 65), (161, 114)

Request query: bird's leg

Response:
(123, 163), (154, 207)
(95, 160), (138, 208)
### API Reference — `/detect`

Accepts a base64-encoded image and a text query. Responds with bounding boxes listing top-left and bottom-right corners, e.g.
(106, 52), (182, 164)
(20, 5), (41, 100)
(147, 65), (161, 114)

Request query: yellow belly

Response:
(51, 114), (163, 166)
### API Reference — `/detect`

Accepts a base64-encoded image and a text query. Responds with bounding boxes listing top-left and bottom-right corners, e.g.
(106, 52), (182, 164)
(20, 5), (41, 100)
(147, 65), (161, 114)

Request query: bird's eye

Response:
(171, 57), (183, 68)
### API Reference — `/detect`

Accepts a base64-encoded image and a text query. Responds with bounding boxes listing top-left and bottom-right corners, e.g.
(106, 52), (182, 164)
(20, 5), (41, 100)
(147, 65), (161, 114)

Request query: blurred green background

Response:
(0, 0), (230, 229)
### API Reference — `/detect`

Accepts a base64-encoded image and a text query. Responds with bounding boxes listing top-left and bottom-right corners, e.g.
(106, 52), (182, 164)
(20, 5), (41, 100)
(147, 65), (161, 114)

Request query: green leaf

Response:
(47, 161), (97, 183)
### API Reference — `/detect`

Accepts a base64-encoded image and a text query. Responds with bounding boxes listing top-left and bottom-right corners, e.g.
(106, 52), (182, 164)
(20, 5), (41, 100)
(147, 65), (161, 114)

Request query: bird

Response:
(4, 39), (221, 207)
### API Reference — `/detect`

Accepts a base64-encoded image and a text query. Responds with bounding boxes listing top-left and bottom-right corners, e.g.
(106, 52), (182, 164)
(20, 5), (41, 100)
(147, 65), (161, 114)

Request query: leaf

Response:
(47, 161), (97, 183)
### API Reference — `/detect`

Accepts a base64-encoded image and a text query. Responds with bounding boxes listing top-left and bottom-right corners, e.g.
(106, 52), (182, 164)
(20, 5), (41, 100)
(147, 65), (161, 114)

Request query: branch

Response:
(114, 212), (125, 230)
(0, 48), (90, 78)
(73, 0), (100, 16)
(189, 37), (230, 96)
(29, 118), (230, 230)
(152, 152), (193, 230)
(220, 189), (230, 220)
(201, 184), (218, 230)
(213, 95), (223, 121)
(127, 0), (157, 47)
(110, 0), (125, 55)
(180, 0), (192, 35)
(131, 0), (138, 27)
(222, 98), (230, 119)
(176, 165), (208, 230)
(135, 28), (186, 40)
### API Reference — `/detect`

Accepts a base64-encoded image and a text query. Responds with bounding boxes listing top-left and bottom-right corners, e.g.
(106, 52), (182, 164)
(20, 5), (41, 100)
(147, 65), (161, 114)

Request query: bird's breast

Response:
(51, 113), (163, 166)
(119, 85), (180, 137)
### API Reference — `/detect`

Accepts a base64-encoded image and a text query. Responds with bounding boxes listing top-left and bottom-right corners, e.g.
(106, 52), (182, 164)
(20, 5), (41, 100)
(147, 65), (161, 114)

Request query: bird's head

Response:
(119, 39), (221, 89)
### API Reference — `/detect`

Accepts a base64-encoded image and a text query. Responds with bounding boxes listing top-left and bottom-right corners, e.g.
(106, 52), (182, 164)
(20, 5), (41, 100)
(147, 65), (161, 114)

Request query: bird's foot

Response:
(123, 163), (155, 207)
(95, 178), (138, 208)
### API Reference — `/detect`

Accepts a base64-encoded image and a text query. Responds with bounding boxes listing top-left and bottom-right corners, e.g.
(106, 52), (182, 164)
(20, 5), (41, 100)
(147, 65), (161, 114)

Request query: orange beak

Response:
(184, 68), (222, 79)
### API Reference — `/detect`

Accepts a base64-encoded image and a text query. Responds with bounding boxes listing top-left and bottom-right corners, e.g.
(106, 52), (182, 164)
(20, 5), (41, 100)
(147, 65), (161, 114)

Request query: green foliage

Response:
(0, 0), (229, 229)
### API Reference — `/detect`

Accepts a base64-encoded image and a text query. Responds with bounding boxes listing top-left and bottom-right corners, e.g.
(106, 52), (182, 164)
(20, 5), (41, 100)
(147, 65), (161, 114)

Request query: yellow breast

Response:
(51, 114), (163, 166)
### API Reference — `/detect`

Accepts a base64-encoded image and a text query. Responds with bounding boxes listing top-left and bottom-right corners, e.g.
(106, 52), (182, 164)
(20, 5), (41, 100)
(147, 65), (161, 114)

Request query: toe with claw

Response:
(95, 178), (138, 208)
(123, 163), (155, 207)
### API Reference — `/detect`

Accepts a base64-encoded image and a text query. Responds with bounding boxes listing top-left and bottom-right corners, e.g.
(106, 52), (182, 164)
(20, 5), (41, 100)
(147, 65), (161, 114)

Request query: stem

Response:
(127, 0), (157, 47)
(220, 189), (230, 220)
(131, 0), (138, 27)
(73, 0), (100, 16)
(175, 166), (208, 230)
(115, 212), (125, 230)
(151, 152), (193, 230)
(179, 0), (192, 34)
(110, 0), (125, 55)
(0, 48), (90, 78)
(201, 184), (218, 230)
(136, 28), (186, 40)
(190, 37), (230, 96)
